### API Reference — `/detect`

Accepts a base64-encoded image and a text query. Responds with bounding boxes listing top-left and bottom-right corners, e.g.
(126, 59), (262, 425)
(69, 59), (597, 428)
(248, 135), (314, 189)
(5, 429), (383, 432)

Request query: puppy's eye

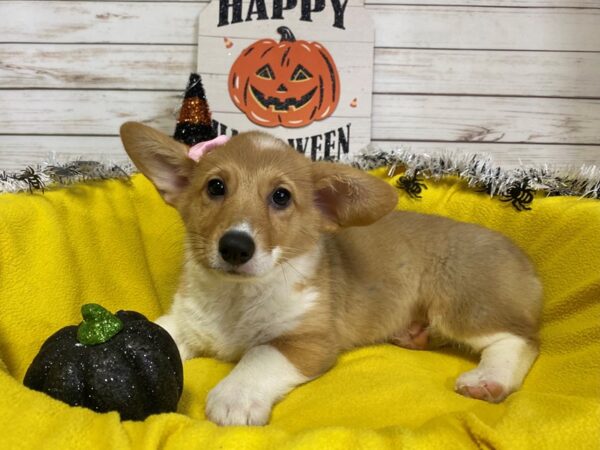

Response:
(207, 179), (226, 197)
(271, 188), (291, 209)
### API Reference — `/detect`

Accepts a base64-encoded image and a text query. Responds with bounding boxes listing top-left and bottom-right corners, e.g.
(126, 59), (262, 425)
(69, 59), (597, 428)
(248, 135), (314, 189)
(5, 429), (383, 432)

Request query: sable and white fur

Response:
(120, 123), (542, 426)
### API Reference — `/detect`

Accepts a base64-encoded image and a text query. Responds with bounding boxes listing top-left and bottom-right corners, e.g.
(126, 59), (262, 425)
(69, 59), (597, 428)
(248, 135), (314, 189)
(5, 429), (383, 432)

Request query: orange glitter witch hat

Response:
(174, 73), (217, 146)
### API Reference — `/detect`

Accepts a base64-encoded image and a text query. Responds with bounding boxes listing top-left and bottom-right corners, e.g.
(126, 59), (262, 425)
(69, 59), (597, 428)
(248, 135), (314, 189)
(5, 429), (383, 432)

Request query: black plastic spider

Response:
(14, 166), (45, 193)
(396, 173), (427, 199)
(501, 179), (534, 211)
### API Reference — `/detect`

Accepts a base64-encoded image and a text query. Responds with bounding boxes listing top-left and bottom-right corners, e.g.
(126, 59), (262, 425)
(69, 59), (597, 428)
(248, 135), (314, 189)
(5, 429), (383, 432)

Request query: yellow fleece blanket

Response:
(0, 171), (598, 449)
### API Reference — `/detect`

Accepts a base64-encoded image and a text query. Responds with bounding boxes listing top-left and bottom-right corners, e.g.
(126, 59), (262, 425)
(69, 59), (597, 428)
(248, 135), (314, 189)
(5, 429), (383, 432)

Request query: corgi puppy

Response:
(120, 122), (542, 426)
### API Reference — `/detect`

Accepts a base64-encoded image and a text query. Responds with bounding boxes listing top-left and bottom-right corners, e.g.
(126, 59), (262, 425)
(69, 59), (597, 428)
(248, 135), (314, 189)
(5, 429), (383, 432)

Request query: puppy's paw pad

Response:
(206, 382), (271, 426)
(455, 370), (509, 403)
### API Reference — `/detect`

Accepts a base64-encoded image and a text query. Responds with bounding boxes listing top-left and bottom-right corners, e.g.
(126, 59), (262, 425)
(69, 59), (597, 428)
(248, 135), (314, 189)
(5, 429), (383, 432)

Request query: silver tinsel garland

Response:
(0, 160), (135, 194)
(2, 150), (600, 211)
(353, 147), (600, 202)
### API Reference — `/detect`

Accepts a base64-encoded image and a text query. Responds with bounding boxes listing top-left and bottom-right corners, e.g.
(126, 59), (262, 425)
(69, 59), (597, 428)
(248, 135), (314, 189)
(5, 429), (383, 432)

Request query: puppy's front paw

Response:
(206, 378), (272, 426)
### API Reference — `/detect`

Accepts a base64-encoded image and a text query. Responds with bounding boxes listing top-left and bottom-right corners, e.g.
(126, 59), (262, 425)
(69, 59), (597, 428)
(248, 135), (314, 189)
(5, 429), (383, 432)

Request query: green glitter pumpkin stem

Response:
(77, 304), (123, 345)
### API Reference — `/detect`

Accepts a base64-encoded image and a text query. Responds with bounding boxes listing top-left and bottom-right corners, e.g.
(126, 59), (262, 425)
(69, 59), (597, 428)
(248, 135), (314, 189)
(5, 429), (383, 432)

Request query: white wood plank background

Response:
(4, 45), (600, 99)
(1, 0), (599, 170)
(3, 2), (600, 50)
(2, 90), (598, 143)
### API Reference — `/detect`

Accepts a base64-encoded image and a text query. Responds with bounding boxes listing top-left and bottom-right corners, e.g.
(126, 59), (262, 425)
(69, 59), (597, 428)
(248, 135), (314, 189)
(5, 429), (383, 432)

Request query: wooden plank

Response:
(0, 44), (197, 89)
(91, 0), (365, 3)
(0, 90), (372, 157)
(3, 44), (600, 99)
(373, 95), (600, 144)
(368, 0), (600, 6)
(1, 136), (599, 171)
(0, 0), (363, 44)
(122, 0), (366, 4)
(0, 1), (203, 44)
(2, 2), (599, 51)
(369, 6), (600, 51)
(86, 0), (600, 6)
(0, 136), (127, 172)
(1, 90), (599, 144)
(0, 89), (369, 131)
(0, 90), (182, 135)
(374, 49), (600, 98)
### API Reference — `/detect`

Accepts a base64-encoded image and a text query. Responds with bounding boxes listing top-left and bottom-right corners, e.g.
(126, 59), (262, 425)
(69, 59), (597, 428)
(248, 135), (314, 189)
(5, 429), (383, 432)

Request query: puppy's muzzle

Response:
(218, 231), (255, 266)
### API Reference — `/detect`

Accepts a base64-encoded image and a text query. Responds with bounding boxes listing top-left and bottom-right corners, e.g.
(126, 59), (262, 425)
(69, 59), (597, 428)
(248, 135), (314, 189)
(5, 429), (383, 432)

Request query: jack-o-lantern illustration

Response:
(228, 26), (340, 128)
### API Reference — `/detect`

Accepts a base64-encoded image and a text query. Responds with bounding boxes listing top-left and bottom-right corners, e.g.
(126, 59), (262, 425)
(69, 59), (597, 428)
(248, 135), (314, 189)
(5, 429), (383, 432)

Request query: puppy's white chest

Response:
(166, 253), (319, 361)
(211, 282), (317, 359)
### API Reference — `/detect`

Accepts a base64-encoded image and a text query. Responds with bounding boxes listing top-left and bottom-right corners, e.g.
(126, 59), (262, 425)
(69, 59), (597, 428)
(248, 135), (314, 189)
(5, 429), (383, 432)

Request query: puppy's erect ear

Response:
(120, 122), (195, 205)
(312, 162), (398, 230)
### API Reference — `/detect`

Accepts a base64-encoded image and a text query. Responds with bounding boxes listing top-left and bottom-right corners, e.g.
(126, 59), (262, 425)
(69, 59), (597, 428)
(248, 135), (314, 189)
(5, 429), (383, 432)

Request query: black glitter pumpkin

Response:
(23, 304), (183, 421)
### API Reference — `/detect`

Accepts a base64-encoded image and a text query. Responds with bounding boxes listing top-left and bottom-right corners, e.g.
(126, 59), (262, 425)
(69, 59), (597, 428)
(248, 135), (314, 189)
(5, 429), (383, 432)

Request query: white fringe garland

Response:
(353, 146), (600, 201)
(0, 159), (135, 194)
(2, 149), (600, 210)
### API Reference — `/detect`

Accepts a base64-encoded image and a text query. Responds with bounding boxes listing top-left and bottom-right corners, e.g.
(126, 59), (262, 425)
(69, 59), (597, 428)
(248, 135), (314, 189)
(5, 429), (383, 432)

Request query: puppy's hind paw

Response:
(455, 369), (510, 403)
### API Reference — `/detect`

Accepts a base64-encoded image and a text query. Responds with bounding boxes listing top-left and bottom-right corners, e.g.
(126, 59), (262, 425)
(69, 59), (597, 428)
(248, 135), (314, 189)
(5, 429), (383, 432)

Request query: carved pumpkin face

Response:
(229, 27), (340, 128)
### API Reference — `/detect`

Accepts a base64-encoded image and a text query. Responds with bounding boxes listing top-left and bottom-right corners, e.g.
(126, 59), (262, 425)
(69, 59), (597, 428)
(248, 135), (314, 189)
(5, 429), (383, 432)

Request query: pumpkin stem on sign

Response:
(277, 26), (296, 42)
(77, 304), (124, 346)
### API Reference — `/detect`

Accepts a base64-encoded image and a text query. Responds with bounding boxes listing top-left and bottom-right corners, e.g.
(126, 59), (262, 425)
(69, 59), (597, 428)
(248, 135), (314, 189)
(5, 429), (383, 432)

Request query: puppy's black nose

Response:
(218, 231), (255, 266)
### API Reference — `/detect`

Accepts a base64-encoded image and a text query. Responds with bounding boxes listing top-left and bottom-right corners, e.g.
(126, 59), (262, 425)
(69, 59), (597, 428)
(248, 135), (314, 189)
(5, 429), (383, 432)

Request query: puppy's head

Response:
(120, 122), (397, 279)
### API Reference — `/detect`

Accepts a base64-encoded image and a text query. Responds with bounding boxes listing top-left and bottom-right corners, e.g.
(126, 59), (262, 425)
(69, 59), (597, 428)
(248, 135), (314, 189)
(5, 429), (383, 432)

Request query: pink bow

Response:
(188, 135), (230, 162)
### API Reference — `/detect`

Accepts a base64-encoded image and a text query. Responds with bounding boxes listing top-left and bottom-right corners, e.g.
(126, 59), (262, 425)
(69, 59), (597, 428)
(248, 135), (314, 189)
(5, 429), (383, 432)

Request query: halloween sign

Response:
(197, 0), (374, 160)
